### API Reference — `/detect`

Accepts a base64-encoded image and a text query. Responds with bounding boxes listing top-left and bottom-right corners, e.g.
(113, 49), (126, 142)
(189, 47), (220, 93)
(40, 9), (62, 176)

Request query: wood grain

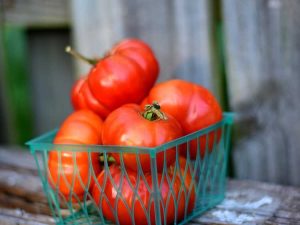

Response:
(197, 180), (300, 224)
(0, 208), (55, 225)
(0, 147), (49, 215)
(2, 0), (70, 27)
(71, 0), (218, 95)
(222, 0), (300, 185)
(27, 29), (74, 135)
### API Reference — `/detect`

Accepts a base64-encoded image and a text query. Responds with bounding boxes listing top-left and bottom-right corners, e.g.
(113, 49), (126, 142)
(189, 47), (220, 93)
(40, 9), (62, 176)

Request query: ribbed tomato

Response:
(70, 39), (159, 118)
(92, 164), (185, 225)
(169, 156), (196, 218)
(71, 77), (111, 119)
(101, 103), (183, 172)
(48, 110), (103, 202)
(142, 79), (222, 159)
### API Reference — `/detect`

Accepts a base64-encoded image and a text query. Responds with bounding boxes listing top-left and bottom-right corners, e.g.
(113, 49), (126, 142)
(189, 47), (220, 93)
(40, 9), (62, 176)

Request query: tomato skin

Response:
(169, 156), (196, 218)
(101, 104), (183, 172)
(48, 110), (103, 202)
(142, 79), (222, 158)
(109, 39), (158, 92)
(84, 39), (158, 113)
(92, 165), (185, 225)
(71, 77), (111, 119)
(71, 77), (88, 110)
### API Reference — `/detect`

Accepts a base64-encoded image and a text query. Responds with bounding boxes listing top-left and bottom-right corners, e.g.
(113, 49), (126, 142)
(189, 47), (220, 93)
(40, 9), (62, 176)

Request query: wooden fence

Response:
(223, 0), (300, 186)
(1, 0), (300, 186)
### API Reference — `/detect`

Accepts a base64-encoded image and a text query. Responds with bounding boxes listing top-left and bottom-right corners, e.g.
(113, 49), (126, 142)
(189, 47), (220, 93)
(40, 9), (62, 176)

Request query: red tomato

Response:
(70, 39), (159, 118)
(48, 110), (103, 202)
(142, 79), (222, 158)
(101, 103), (183, 172)
(71, 77), (88, 110)
(169, 156), (196, 218)
(71, 77), (111, 119)
(109, 39), (158, 93)
(92, 165), (185, 225)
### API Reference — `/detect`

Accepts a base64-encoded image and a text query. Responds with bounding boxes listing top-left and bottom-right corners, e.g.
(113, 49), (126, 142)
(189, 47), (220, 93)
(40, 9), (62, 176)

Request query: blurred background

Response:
(0, 0), (300, 186)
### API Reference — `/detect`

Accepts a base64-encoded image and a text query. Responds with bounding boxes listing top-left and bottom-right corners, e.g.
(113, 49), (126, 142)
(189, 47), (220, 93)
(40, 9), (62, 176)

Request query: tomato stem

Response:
(143, 101), (167, 121)
(65, 46), (98, 65)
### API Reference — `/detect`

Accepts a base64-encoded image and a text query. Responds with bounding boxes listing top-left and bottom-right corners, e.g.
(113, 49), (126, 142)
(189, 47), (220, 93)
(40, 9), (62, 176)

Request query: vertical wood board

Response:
(222, 0), (300, 185)
(71, 0), (218, 94)
(27, 29), (74, 135)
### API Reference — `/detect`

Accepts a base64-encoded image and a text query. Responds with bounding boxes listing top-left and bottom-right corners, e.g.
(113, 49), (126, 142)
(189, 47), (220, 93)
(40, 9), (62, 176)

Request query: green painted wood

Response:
(2, 26), (33, 144)
(0, 0), (73, 145)
(0, 16), (11, 143)
(1, 0), (74, 143)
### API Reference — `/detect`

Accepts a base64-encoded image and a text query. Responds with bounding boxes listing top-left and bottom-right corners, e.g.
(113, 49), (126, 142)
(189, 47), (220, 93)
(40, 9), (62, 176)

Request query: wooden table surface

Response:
(0, 147), (299, 225)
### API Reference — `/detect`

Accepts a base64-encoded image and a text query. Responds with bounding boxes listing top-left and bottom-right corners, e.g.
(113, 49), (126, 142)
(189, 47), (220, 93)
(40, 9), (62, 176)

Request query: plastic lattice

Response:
(27, 113), (234, 225)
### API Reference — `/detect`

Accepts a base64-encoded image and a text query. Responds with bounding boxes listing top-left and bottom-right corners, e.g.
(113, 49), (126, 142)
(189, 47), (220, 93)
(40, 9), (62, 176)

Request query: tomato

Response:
(108, 39), (158, 93)
(69, 39), (159, 118)
(71, 77), (111, 119)
(142, 79), (222, 158)
(169, 156), (196, 218)
(71, 77), (88, 110)
(92, 165), (185, 225)
(48, 110), (103, 202)
(101, 103), (183, 172)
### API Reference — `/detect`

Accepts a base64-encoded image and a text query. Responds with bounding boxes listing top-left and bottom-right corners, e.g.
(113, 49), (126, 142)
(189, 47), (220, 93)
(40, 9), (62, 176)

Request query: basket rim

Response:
(26, 112), (234, 154)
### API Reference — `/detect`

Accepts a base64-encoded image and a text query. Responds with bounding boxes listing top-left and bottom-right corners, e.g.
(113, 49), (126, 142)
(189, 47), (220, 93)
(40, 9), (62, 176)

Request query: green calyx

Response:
(143, 101), (167, 121)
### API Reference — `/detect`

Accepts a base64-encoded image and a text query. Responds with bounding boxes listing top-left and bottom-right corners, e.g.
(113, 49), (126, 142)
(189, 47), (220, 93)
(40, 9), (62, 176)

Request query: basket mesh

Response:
(27, 113), (233, 225)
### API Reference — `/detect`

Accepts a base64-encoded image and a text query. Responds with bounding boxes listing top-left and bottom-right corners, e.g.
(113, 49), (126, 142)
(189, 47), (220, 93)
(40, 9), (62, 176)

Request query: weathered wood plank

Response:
(71, 0), (218, 94)
(0, 168), (45, 203)
(0, 192), (50, 216)
(1, 148), (300, 224)
(27, 29), (74, 135)
(0, 146), (39, 172)
(1, 0), (70, 27)
(197, 179), (300, 224)
(0, 147), (49, 215)
(0, 208), (55, 225)
(222, 0), (300, 185)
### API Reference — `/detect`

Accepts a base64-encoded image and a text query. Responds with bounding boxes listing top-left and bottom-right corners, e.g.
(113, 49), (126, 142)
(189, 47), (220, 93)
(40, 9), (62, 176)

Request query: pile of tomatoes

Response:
(48, 39), (222, 225)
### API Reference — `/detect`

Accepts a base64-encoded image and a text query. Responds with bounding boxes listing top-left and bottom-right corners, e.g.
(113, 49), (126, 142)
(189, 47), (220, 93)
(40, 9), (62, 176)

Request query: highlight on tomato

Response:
(101, 102), (183, 173)
(47, 110), (103, 202)
(142, 79), (222, 159)
(92, 164), (186, 225)
(68, 38), (159, 119)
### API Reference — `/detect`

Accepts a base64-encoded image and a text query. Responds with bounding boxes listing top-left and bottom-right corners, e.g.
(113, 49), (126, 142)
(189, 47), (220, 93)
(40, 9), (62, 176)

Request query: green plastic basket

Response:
(26, 113), (233, 225)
